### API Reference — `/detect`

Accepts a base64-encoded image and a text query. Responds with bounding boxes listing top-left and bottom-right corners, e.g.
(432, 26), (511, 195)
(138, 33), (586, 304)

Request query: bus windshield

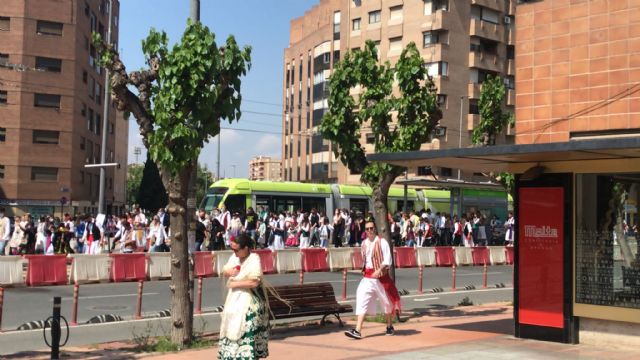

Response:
(200, 187), (228, 212)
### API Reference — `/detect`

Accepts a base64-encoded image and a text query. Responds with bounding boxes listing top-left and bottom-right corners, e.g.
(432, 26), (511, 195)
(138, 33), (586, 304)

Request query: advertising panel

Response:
(518, 187), (564, 328)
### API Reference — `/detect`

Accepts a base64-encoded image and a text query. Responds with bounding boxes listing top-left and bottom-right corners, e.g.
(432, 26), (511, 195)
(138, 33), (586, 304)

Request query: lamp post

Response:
(98, 0), (114, 215)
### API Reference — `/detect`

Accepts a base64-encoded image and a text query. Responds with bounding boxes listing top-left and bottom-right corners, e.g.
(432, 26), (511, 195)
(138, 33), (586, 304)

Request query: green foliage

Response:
(126, 164), (144, 206)
(143, 20), (251, 176)
(472, 75), (514, 146)
(496, 171), (515, 196)
(458, 296), (474, 306)
(137, 153), (169, 211)
(320, 40), (441, 187)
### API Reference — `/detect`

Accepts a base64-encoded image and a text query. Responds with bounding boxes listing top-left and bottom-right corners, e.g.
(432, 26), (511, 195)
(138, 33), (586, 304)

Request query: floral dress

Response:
(218, 253), (270, 359)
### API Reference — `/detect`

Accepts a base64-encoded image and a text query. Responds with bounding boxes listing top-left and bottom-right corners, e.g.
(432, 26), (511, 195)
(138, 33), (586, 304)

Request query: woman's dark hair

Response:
(234, 233), (254, 249)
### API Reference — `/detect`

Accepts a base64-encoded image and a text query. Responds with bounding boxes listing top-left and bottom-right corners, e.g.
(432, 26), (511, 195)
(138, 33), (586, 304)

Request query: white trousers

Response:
(299, 236), (310, 249)
(84, 241), (101, 254)
(355, 277), (393, 316)
(271, 235), (284, 250)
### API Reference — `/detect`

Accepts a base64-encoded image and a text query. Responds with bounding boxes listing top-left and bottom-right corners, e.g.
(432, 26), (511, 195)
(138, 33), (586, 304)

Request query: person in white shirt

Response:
(270, 214), (286, 250)
(0, 208), (11, 255)
(345, 221), (401, 340)
(318, 218), (332, 248)
(148, 215), (169, 252)
(298, 217), (311, 249)
(505, 212), (515, 246)
(134, 207), (147, 226)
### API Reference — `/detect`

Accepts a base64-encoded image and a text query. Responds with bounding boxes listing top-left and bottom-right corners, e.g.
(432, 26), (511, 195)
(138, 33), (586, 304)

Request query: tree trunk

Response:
(166, 166), (193, 345)
(371, 173), (396, 280)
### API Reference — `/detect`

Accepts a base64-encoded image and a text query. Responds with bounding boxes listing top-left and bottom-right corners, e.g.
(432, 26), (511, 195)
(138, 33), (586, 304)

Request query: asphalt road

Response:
(0, 265), (513, 355)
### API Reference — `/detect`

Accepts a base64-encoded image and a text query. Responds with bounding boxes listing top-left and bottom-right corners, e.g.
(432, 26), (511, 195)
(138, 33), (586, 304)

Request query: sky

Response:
(119, 0), (319, 177)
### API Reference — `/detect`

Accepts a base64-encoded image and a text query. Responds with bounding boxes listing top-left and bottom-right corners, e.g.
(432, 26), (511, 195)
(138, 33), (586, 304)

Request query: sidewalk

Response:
(148, 303), (636, 360)
(4, 303), (638, 359)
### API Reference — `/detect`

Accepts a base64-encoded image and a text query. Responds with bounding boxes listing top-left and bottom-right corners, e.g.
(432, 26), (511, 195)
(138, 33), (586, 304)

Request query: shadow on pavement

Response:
(408, 305), (510, 318)
(1, 349), (139, 360)
(433, 318), (513, 335)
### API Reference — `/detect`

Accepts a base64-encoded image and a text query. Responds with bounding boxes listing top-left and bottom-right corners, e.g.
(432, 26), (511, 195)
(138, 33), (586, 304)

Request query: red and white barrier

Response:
(194, 251), (215, 278)
(69, 254), (111, 284)
(394, 247), (417, 268)
(301, 248), (329, 272)
(275, 249), (301, 274)
(147, 253), (172, 280)
(351, 247), (364, 270)
(110, 253), (146, 282)
(0, 256), (25, 286)
(435, 246), (455, 267)
(471, 247), (491, 266)
(416, 247), (436, 267)
(214, 250), (234, 276)
(455, 247), (473, 266)
(327, 248), (353, 271)
(488, 246), (507, 265)
(253, 249), (276, 274)
(505, 246), (515, 265)
(26, 255), (68, 286)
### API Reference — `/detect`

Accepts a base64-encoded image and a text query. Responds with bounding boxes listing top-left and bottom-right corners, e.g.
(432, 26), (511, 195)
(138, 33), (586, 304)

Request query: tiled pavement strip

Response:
(4, 304), (637, 359)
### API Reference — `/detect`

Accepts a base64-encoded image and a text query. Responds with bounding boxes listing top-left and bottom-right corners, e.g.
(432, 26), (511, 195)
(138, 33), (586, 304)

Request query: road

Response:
(0, 265), (513, 355)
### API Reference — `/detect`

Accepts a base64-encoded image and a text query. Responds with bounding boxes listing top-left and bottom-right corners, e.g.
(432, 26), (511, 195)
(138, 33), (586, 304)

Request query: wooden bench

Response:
(266, 282), (352, 327)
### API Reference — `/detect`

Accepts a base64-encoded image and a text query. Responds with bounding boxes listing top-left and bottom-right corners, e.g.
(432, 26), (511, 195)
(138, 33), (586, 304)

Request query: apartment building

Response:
(0, 0), (124, 216)
(283, 0), (516, 184)
(249, 156), (283, 181)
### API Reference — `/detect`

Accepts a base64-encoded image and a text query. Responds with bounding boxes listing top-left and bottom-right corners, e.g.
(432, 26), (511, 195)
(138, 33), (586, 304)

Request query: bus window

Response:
(302, 197), (327, 214)
(349, 199), (369, 214)
(397, 200), (414, 212)
(224, 194), (247, 214)
(256, 195), (272, 214)
(200, 187), (228, 212)
(273, 196), (300, 213)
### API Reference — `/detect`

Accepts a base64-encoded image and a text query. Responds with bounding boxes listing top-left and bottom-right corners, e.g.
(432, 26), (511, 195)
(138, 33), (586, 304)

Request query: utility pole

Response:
(458, 96), (464, 180)
(216, 134), (220, 181)
(98, 0), (114, 215)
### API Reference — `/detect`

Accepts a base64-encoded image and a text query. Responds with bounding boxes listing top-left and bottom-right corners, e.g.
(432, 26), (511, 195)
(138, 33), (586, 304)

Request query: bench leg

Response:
(320, 313), (344, 327)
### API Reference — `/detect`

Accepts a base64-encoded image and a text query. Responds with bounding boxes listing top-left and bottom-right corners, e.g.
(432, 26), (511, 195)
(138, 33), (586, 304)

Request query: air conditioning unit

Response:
(504, 16), (512, 24)
(503, 78), (510, 86)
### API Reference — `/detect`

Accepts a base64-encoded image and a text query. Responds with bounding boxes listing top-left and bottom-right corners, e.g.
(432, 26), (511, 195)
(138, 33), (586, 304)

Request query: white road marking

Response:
(338, 286), (513, 303)
(413, 297), (439, 302)
(456, 272), (503, 276)
(61, 292), (160, 301)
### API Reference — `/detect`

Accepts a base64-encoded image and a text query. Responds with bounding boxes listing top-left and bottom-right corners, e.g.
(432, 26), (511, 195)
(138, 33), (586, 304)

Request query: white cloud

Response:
(254, 134), (282, 158)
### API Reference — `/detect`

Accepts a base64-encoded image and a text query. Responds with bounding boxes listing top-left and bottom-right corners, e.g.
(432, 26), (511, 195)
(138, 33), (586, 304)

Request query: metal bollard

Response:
(418, 266), (424, 294)
(51, 297), (61, 360)
(451, 264), (457, 291)
(0, 287), (4, 332)
(71, 283), (80, 326)
(135, 280), (144, 319)
(299, 270), (304, 285)
(195, 277), (203, 315)
(483, 263), (488, 289)
(341, 268), (347, 300)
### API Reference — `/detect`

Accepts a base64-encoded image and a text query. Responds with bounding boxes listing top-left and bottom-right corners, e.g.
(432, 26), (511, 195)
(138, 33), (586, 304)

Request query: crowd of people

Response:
(0, 203), (515, 256)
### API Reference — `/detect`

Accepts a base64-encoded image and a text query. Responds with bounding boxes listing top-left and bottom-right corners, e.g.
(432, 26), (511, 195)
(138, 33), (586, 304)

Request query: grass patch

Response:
(135, 336), (214, 353)
(457, 296), (474, 307)
(364, 314), (397, 324)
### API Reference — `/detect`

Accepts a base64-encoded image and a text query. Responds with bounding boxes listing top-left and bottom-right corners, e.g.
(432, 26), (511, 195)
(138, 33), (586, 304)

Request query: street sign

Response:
(60, 197), (67, 205)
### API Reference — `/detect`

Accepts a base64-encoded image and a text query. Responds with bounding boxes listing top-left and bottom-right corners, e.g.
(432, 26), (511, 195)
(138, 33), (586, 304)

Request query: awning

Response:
(368, 137), (640, 174)
(397, 178), (504, 191)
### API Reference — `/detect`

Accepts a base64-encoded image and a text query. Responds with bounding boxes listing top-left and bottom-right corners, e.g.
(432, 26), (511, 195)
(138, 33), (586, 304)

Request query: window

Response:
(417, 166), (433, 176)
(0, 17), (9, 31)
(84, 2), (90, 17)
(109, 122), (114, 135)
(389, 6), (403, 21)
(88, 108), (94, 130)
(0, 127), (6, 142)
(368, 10), (381, 24)
(32, 130), (59, 144)
(35, 57), (62, 72)
(84, 36), (89, 51)
(81, 102), (87, 116)
(83, 70), (87, 83)
(424, 0), (448, 15)
(469, 99), (479, 114)
(95, 115), (101, 135)
(389, 37), (403, 52)
(437, 94), (447, 107)
(31, 167), (58, 182)
(80, 171), (84, 184)
(89, 77), (95, 99)
(87, 140), (93, 163)
(0, 53), (8, 65)
(323, 52), (330, 64)
(36, 20), (63, 36)
(505, 75), (515, 90)
(423, 30), (446, 47)
(352, 0), (361, 7)
(507, 45), (515, 60)
(333, 11), (341, 40)
(471, 5), (499, 24)
(80, 136), (85, 150)
(424, 61), (448, 77)
(440, 167), (452, 177)
(0, 90), (7, 105)
(365, 133), (375, 144)
(90, 12), (97, 33)
(95, 83), (101, 105)
(34, 93), (61, 108)
(0, 165), (4, 179)
(352, 18), (361, 31)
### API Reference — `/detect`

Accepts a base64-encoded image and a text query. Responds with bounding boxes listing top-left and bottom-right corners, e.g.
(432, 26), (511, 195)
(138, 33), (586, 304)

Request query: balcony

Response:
(468, 51), (503, 73)
(471, 0), (505, 12)
(421, 10), (451, 32)
(508, 0), (516, 16)
(469, 18), (504, 43)
(421, 43), (445, 63)
(507, 89), (515, 106)
(467, 114), (480, 131)
(507, 59), (515, 76)
(468, 83), (481, 99)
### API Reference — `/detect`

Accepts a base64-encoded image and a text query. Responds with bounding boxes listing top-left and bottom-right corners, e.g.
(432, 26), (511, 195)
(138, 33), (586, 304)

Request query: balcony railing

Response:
(469, 18), (504, 43)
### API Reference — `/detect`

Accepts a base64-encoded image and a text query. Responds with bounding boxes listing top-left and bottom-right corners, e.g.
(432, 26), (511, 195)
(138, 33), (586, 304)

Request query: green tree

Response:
(321, 40), (441, 263)
(137, 153), (169, 212)
(196, 163), (214, 205)
(126, 163), (143, 206)
(95, 21), (251, 345)
(472, 75), (514, 146)
(472, 75), (515, 194)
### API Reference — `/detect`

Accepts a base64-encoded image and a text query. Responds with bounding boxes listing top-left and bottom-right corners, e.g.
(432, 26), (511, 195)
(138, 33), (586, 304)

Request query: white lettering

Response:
(524, 225), (559, 238)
